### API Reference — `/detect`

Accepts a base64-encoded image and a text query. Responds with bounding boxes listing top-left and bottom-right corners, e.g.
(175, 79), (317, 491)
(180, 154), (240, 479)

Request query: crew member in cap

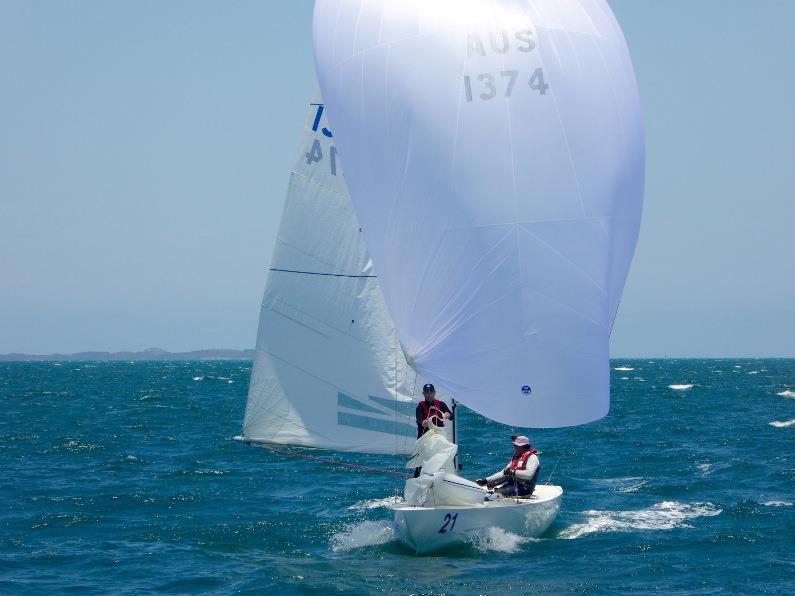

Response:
(415, 383), (452, 439)
(475, 436), (540, 497)
(412, 383), (453, 478)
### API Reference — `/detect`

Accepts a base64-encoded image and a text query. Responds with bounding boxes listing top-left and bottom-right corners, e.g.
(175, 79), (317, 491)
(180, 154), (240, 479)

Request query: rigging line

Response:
(253, 443), (411, 479)
(545, 452), (563, 485)
(269, 268), (378, 279)
(544, 433), (572, 485)
(394, 329), (399, 457)
(400, 343), (413, 453)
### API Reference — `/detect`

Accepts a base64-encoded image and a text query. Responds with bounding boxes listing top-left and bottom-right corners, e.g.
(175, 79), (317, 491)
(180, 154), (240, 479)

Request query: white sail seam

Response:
(516, 224), (607, 295)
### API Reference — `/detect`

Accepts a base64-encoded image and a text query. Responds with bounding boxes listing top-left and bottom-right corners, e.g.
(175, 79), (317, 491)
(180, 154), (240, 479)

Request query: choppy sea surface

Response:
(1, 359), (793, 594)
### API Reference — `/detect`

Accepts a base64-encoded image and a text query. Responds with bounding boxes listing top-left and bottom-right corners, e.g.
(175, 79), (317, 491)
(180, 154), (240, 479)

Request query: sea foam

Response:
(348, 496), (403, 511)
(468, 527), (537, 553)
(330, 520), (395, 552)
(614, 366), (634, 371)
(559, 501), (722, 539)
(668, 384), (694, 391)
(776, 390), (795, 399)
(769, 419), (795, 428)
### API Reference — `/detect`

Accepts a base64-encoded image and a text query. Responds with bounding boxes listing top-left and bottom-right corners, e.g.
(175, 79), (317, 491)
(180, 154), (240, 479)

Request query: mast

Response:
(451, 398), (460, 471)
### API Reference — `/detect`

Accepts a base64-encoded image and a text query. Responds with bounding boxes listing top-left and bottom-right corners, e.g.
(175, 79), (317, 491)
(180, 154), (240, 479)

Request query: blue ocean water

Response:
(1, 359), (793, 594)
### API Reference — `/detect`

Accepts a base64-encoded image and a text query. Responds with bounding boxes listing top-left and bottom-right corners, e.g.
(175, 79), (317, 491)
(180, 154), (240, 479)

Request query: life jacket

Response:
(508, 448), (538, 472)
(419, 399), (445, 428)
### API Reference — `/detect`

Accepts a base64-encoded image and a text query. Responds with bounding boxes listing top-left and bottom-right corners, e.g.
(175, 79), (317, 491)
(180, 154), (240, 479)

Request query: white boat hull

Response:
(391, 485), (563, 554)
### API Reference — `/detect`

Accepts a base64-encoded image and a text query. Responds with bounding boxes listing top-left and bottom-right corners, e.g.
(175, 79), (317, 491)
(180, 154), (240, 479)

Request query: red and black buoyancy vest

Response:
(508, 449), (538, 472)
(420, 399), (445, 428)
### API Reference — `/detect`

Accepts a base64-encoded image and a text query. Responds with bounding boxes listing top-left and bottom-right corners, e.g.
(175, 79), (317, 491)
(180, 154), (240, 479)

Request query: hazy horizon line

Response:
(1, 347), (793, 361)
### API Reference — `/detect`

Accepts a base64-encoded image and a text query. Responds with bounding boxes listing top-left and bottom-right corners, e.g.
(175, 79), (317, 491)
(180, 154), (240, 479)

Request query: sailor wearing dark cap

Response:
(415, 383), (453, 439)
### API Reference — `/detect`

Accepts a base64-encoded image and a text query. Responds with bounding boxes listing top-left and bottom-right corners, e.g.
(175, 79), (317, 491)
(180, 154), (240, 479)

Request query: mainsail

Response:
(243, 92), (431, 455)
(314, 0), (645, 428)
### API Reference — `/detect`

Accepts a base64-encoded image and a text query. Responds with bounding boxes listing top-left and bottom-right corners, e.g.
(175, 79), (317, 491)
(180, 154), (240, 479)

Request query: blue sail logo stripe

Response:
(337, 392), (384, 415)
(337, 392), (415, 437)
(367, 395), (415, 417)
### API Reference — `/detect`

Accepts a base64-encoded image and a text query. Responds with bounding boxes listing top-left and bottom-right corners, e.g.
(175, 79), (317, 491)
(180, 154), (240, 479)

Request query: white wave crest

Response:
(330, 520), (395, 552)
(697, 463), (713, 475)
(763, 500), (793, 507)
(614, 366), (634, 371)
(559, 501), (722, 540)
(348, 496), (403, 511)
(616, 478), (649, 493)
(668, 384), (694, 391)
(468, 527), (537, 553)
(192, 376), (204, 381)
(769, 419), (795, 428)
(777, 390), (795, 399)
(594, 477), (649, 493)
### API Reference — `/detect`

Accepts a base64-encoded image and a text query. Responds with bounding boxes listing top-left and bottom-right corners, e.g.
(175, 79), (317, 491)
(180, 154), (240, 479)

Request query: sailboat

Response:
(241, 0), (643, 554)
(312, 0), (644, 552)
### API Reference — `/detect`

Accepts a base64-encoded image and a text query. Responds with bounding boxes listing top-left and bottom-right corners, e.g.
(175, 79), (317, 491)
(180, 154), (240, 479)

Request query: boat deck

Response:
(390, 484), (563, 511)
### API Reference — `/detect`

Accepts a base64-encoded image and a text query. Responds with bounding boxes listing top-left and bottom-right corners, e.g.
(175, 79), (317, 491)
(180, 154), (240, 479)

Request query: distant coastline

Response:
(0, 348), (255, 361)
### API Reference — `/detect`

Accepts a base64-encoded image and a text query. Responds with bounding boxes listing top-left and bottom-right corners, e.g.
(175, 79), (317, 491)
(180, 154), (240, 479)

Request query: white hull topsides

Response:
(391, 484), (563, 554)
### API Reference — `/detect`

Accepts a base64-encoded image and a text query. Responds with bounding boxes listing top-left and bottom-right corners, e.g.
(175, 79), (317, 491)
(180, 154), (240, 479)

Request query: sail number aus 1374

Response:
(464, 68), (549, 102)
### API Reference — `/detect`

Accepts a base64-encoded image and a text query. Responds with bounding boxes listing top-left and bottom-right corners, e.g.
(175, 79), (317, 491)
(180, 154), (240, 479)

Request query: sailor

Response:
(412, 383), (453, 478)
(415, 383), (452, 438)
(475, 435), (540, 497)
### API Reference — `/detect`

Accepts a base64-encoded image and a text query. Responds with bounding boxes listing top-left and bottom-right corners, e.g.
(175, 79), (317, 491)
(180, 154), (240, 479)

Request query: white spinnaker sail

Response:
(314, 0), (645, 428)
(243, 92), (430, 455)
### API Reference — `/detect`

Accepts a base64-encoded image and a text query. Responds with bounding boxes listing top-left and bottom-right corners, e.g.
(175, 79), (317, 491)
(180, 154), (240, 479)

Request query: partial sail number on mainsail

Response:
(307, 103), (338, 176)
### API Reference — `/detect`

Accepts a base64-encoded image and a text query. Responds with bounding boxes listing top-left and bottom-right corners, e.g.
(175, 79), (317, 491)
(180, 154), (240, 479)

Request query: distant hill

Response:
(0, 348), (255, 361)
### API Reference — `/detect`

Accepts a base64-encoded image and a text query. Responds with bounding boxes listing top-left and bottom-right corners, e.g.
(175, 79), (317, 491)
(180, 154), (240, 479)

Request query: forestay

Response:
(313, 0), (645, 427)
(243, 91), (429, 455)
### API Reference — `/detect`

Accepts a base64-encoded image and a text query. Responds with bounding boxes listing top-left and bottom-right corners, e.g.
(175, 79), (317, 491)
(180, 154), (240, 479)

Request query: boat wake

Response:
(559, 501), (722, 539)
(348, 496), (403, 511)
(330, 520), (395, 552)
(467, 527), (538, 553)
(769, 419), (795, 428)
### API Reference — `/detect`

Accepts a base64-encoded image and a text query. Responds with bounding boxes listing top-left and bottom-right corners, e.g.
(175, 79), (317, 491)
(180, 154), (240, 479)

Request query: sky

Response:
(1, 1), (793, 357)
